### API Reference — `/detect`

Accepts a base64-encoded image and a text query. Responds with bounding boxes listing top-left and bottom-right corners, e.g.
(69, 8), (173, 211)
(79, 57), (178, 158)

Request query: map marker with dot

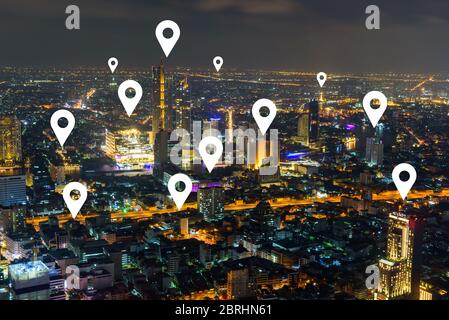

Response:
(392, 163), (417, 200)
(213, 56), (223, 72)
(118, 80), (142, 116)
(168, 173), (192, 210)
(252, 98), (276, 135)
(155, 20), (180, 57)
(199, 136), (223, 173)
(51, 109), (75, 148)
(63, 182), (87, 219)
(108, 57), (118, 73)
(363, 91), (388, 128)
(317, 72), (327, 87)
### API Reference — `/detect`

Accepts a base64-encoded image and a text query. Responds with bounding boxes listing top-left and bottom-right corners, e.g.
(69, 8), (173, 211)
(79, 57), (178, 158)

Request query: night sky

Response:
(1, 0), (448, 73)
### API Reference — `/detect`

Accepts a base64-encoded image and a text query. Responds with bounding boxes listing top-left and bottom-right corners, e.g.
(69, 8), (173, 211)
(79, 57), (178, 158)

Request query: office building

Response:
(227, 268), (252, 299)
(173, 76), (192, 133)
(0, 174), (26, 207)
(297, 113), (309, 146)
(198, 187), (225, 222)
(307, 100), (319, 147)
(0, 206), (26, 233)
(376, 212), (424, 300)
(0, 115), (22, 168)
(180, 217), (189, 236)
(366, 137), (384, 166)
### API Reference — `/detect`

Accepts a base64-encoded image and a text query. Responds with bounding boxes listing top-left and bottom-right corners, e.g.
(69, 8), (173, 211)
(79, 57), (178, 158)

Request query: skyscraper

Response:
(307, 100), (319, 147)
(366, 137), (384, 166)
(198, 187), (225, 222)
(154, 130), (169, 168)
(151, 61), (168, 144)
(227, 268), (252, 299)
(297, 113), (309, 146)
(297, 101), (319, 147)
(376, 212), (424, 300)
(0, 174), (26, 207)
(0, 115), (22, 168)
(173, 76), (192, 133)
(0, 206), (26, 233)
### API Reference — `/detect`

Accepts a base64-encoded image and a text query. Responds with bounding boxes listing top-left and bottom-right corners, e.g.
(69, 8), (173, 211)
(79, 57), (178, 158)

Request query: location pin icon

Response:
(252, 98), (276, 135)
(63, 182), (87, 219)
(108, 57), (118, 73)
(363, 91), (388, 128)
(155, 20), (180, 57)
(392, 163), (417, 200)
(198, 136), (223, 173)
(50, 109), (75, 148)
(118, 80), (143, 116)
(213, 56), (223, 72)
(317, 72), (327, 87)
(168, 173), (193, 210)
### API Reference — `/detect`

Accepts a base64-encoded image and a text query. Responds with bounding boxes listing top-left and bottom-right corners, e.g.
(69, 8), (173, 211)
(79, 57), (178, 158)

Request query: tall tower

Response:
(198, 187), (225, 222)
(173, 76), (192, 133)
(151, 61), (165, 143)
(297, 113), (310, 146)
(366, 137), (384, 166)
(307, 100), (319, 147)
(376, 212), (424, 300)
(0, 115), (22, 168)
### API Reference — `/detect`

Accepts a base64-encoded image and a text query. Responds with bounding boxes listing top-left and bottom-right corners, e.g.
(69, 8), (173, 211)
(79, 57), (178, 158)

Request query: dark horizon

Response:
(0, 0), (449, 73)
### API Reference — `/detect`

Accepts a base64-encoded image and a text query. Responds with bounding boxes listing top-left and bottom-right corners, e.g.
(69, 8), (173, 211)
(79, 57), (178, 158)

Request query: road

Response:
(26, 187), (449, 229)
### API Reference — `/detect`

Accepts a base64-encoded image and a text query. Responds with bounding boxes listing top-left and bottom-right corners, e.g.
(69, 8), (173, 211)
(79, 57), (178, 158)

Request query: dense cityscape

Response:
(0, 63), (449, 301)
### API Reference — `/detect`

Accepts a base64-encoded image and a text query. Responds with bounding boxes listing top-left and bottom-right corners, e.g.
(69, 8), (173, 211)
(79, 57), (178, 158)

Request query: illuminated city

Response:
(0, 1), (449, 311)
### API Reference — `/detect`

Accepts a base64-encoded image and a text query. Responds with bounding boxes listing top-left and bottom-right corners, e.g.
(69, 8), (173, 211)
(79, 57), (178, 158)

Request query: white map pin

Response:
(213, 56), (223, 72)
(168, 173), (192, 210)
(198, 136), (223, 173)
(155, 20), (180, 58)
(317, 72), (327, 87)
(392, 163), (417, 200)
(108, 57), (118, 73)
(63, 182), (87, 219)
(363, 91), (388, 128)
(118, 80), (142, 116)
(252, 98), (276, 135)
(50, 109), (75, 148)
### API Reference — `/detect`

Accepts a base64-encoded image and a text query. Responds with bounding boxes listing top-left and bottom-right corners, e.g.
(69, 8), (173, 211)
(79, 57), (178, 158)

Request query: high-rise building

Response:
(297, 100), (319, 147)
(297, 113), (309, 146)
(366, 137), (384, 166)
(173, 76), (192, 133)
(198, 187), (225, 222)
(179, 217), (189, 236)
(0, 115), (22, 168)
(308, 100), (319, 147)
(151, 61), (174, 143)
(0, 174), (26, 207)
(151, 61), (165, 144)
(154, 130), (169, 167)
(376, 212), (424, 300)
(0, 206), (26, 233)
(227, 268), (252, 299)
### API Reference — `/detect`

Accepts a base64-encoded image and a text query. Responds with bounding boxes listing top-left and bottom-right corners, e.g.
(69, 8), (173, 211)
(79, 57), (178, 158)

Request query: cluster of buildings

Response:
(0, 65), (449, 300)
